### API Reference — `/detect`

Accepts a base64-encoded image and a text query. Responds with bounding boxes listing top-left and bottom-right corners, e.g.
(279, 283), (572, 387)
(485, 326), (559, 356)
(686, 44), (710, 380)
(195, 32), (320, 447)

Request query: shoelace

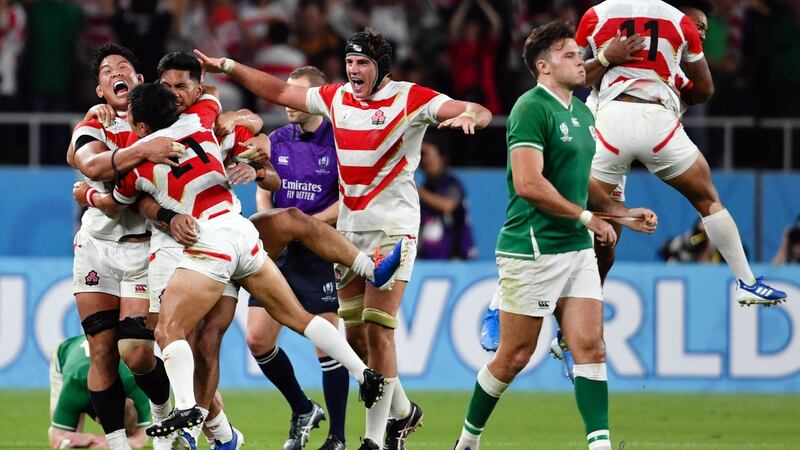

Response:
(373, 247), (386, 267)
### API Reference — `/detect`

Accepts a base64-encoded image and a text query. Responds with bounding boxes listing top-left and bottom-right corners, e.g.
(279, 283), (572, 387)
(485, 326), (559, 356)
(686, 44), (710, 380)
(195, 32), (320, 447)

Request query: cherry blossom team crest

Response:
(371, 110), (386, 126)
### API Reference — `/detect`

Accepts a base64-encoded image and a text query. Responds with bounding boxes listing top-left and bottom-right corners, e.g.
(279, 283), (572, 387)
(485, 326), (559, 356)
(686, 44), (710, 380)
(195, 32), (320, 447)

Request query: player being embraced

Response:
(577, 0), (786, 306)
(49, 334), (149, 449)
(194, 27), (493, 450)
(81, 82), (386, 439)
(453, 20), (656, 450)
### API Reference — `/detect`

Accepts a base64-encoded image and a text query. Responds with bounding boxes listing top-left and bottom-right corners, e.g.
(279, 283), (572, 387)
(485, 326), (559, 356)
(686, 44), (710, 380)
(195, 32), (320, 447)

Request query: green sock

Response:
(574, 376), (609, 435)
(462, 365), (508, 438)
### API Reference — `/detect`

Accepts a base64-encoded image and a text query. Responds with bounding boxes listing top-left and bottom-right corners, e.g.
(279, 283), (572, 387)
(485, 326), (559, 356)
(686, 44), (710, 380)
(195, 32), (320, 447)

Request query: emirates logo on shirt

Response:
(371, 110), (386, 126)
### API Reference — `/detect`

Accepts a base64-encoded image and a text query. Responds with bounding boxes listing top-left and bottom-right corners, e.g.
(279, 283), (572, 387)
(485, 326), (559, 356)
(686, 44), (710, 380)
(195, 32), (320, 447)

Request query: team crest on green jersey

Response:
(559, 122), (572, 142)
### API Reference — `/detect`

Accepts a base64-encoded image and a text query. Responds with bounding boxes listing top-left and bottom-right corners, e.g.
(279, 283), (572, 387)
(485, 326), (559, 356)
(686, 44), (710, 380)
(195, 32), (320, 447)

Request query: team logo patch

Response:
(559, 122), (572, 142)
(134, 284), (147, 294)
(371, 110), (386, 126)
(278, 155), (290, 165)
(85, 270), (100, 286)
(572, 117), (581, 127)
(537, 300), (550, 308)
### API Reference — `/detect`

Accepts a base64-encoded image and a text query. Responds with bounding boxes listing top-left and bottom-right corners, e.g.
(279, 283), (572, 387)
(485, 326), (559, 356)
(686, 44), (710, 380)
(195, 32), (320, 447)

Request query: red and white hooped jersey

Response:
(576, 0), (704, 112)
(114, 95), (241, 251)
(306, 80), (450, 235)
(71, 113), (148, 241)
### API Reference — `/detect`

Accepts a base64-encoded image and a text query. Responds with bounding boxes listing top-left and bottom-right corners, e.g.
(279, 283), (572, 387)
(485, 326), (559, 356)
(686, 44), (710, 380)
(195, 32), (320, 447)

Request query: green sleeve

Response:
(506, 96), (549, 152)
(51, 377), (90, 431)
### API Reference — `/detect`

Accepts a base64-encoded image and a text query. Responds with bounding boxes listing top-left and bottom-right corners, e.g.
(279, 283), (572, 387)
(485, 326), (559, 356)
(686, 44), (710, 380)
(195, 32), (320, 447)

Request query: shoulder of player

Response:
(268, 124), (295, 145)
(509, 89), (550, 118)
(571, 97), (593, 115)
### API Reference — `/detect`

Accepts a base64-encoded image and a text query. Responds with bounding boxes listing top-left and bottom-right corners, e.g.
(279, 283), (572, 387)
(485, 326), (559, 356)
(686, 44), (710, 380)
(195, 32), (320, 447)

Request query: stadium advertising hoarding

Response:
(1, 259), (798, 391)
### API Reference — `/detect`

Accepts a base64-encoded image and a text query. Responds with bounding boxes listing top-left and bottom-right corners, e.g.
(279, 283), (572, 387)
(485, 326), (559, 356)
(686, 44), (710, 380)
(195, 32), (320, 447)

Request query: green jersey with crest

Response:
(496, 84), (597, 259)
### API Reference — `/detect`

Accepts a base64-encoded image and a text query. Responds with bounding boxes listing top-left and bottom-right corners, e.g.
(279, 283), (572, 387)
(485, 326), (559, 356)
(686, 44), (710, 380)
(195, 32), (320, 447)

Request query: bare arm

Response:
(419, 187), (459, 214)
(215, 109), (264, 136)
(255, 186), (274, 212)
(72, 138), (183, 182)
(583, 31), (645, 87)
(48, 426), (105, 448)
(136, 194), (198, 246)
(436, 100), (492, 134)
(72, 181), (127, 215)
(475, 0), (502, 39)
(587, 178), (657, 233)
(512, 147), (616, 245)
(311, 200), (339, 225)
(449, 0), (471, 39)
(194, 49), (309, 113)
(682, 57), (714, 104)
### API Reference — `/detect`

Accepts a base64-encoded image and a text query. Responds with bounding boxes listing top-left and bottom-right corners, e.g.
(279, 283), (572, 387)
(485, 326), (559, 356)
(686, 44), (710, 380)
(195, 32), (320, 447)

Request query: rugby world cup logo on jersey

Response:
(319, 156), (330, 168)
(371, 110), (386, 126)
(559, 122), (572, 142)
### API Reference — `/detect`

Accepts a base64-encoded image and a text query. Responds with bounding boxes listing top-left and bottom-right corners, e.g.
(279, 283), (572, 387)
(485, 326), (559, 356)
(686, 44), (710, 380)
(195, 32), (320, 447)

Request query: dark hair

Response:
(157, 51), (202, 82)
(289, 66), (328, 87)
(268, 20), (291, 45)
(90, 44), (139, 83)
(128, 83), (179, 132)
(669, 0), (713, 16)
(345, 27), (393, 89)
(522, 19), (576, 78)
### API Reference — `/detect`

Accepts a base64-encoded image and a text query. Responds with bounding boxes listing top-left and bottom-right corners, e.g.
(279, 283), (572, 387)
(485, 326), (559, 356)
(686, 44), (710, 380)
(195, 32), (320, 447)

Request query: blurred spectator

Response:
(448, 0), (502, 114)
(25, 0), (83, 110)
(252, 19), (307, 112)
(0, 0), (25, 110)
(418, 140), (477, 260)
(239, 0), (297, 54)
(293, 0), (342, 67)
(660, 219), (723, 263)
(319, 50), (346, 83)
(764, 0), (800, 117)
(202, 0), (246, 110)
(772, 215), (800, 264)
(112, 0), (172, 82)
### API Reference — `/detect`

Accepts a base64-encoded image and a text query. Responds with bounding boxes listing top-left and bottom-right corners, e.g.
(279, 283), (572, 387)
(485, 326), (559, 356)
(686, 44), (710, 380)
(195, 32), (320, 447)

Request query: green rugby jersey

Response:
(51, 335), (151, 431)
(496, 84), (597, 259)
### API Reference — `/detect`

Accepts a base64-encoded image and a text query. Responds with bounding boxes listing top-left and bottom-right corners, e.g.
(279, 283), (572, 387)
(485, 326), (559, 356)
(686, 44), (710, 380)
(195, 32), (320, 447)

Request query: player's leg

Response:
(250, 208), (404, 288)
(148, 268), (226, 436)
(238, 258), (384, 407)
(313, 312), (349, 449)
(337, 276), (369, 360)
(659, 136), (786, 305)
(192, 293), (242, 448)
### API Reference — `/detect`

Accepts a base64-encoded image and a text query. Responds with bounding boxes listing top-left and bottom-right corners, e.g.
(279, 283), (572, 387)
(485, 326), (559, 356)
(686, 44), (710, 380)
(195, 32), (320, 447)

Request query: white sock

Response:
(587, 429), (612, 450)
(105, 429), (131, 450)
(365, 377), (396, 443)
(303, 315), (367, 383)
(206, 410), (233, 443)
(457, 428), (481, 450)
(352, 251), (376, 282)
(162, 340), (197, 410)
(150, 400), (172, 422)
(389, 378), (411, 419)
(701, 209), (756, 284)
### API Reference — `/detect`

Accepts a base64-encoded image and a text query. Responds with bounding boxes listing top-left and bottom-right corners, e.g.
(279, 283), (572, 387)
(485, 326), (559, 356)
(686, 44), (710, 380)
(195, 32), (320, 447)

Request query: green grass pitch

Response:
(2, 390), (799, 449)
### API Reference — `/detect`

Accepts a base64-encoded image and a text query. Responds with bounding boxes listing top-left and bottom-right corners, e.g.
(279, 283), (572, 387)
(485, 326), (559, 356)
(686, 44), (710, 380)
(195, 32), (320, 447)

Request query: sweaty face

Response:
(346, 55), (378, 99)
(96, 55), (142, 112)
(285, 76), (314, 124)
(159, 69), (202, 114)
(542, 38), (586, 89)
(683, 8), (708, 42)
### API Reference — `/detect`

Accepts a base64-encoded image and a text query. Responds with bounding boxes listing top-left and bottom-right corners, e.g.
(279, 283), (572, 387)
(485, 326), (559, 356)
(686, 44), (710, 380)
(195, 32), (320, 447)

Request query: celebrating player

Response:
(577, 0), (786, 306)
(194, 27), (492, 450)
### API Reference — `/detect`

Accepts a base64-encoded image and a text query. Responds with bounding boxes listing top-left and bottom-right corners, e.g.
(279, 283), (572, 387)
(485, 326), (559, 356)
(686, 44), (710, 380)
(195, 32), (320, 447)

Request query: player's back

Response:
(576, 0), (704, 112)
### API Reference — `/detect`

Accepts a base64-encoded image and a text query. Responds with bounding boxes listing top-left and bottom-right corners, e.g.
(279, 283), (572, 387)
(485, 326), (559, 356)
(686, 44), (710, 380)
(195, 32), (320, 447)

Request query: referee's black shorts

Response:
(248, 241), (339, 314)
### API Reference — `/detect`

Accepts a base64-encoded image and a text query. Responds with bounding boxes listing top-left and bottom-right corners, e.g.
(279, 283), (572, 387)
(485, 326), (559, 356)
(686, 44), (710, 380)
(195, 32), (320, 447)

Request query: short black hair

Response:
(522, 19), (576, 78)
(90, 43), (139, 83)
(128, 83), (179, 132)
(157, 51), (202, 82)
(669, 0), (713, 16)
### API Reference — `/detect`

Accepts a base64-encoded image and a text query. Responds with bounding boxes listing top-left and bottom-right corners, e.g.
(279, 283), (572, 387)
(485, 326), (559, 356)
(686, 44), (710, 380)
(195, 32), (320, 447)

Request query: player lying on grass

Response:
(49, 334), (149, 449)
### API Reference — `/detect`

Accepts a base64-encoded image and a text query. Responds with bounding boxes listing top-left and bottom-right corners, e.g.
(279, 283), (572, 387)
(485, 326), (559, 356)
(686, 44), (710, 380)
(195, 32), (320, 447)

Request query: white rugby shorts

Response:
(148, 246), (240, 313)
(496, 249), (602, 317)
(592, 100), (699, 186)
(335, 231), (417, 290)
(72, 230), (149, 299)
(177, 214), (267, 287)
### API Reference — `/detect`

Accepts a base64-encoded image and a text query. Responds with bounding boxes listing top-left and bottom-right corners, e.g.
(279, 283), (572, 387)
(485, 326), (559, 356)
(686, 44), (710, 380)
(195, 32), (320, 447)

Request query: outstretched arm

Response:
(194, 49), (309, 113)
(436, 100), (492, 134)
(587, 178), (658, 233)
(73, 182), (126, 215)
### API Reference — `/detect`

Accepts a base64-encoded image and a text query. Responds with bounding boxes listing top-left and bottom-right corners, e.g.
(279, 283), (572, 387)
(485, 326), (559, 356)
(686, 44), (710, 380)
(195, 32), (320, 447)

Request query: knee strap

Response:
(362, 307), (398, 329)
(81, 309), (119, 336)
(117, 316), (154, 356)
(337, 294), (364, 328)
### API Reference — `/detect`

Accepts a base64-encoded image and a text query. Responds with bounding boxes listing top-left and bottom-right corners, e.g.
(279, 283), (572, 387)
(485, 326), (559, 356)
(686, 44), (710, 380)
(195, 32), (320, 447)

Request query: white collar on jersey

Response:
(537, 83), (573, 111)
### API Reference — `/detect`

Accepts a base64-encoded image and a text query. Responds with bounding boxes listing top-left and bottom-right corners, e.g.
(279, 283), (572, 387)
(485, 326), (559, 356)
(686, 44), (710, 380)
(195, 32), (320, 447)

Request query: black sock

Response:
(320, 356), (348, 442)
(253, 347), (312, 414)
(89, 376), (126, 434)
(132, 357), (171, 406)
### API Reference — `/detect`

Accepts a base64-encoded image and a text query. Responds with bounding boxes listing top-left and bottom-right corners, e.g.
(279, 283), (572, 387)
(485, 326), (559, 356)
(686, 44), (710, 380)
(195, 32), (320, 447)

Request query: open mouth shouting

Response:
(113, 80), (129, 96)
(350, 76), (367, 95)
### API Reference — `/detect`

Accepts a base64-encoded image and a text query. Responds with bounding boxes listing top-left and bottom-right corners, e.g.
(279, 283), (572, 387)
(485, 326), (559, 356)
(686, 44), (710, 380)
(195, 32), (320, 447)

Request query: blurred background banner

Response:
(2, 257), (798, 391)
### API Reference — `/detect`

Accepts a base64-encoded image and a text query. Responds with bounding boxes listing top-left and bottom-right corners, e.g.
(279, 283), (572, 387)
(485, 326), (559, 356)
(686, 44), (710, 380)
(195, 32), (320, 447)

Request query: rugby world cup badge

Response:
(559, 122), (572, 142)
